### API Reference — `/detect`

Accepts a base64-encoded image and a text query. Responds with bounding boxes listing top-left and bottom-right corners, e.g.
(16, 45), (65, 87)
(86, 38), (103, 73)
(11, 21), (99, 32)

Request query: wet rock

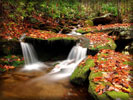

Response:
(70, 58), (95, 85)
(0, 39), (21, 55)
(0, 74), (11, 79)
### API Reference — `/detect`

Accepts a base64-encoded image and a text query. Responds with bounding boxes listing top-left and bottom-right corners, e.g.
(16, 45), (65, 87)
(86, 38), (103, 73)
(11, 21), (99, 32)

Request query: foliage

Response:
(102, 3), (118, 16)
(90, 49), (132, 95)
(0, 55), (24, 72)
(84, 32), (116, 50)
(77, 23), (133, 33)
(1, 0), (132, 21)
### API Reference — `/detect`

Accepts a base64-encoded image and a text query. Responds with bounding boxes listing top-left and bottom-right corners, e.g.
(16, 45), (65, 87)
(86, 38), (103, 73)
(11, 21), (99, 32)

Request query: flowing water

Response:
(47, 43), (87, 80)
(20, 42), (46, 70)
(0, 38), (93, 100)
(0, 65), (93, 100)
(67, 27), (81, 35)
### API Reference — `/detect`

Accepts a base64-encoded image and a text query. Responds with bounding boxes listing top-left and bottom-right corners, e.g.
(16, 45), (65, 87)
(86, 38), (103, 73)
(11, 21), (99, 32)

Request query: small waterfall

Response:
(48, 43), (87, 80)
(20, 42), (46, 70)
(67, 27), (81, 35)
(67, 43), (87, 61)
(21, 42), (38, 65)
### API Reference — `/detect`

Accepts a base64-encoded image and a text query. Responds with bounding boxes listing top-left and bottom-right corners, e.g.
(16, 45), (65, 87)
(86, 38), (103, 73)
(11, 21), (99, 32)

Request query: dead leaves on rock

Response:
(79, 49), (132, 95)
(84, 32), (113, 49)
(2, 21), (75, 40)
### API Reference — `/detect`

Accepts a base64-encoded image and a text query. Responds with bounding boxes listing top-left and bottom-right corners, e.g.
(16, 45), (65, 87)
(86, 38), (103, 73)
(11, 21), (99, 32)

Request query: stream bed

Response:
(0, 62), (93, 100)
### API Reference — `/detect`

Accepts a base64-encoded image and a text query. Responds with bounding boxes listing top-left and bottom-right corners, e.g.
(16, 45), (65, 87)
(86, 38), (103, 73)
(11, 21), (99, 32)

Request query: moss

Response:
(106, 91), (129, 100)
(88, 80), (111, 100)
(25, 36), (77, 41)
(107, 38), (117, 50)
(89, 75), (130, 100)
(88, 68), (130, 100)
(76, 29), (86, 33)
(89, 71), (102, 81)
(47, 37), (77, 41)
(70, 59), (95, 85)
(25, 37), (44, 40)
(84, 20), (94, 26)
(90, 38), (116, 50)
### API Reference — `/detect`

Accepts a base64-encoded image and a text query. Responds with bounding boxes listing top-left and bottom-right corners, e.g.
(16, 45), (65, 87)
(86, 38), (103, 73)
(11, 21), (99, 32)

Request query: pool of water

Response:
(0, 62), (93, 100)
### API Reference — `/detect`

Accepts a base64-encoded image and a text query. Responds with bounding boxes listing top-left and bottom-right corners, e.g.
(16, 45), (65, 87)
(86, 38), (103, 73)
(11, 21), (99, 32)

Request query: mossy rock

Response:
(0, 39), (21, 55)
(90, 38), (116, 50)
(70, 59), (95, 85)
(88, 72), (130, 100)
(84, 20), (94, 26)
(76, 28), (92, 33)
(76, 29), (86, 33)
(25, 36), (77, 42)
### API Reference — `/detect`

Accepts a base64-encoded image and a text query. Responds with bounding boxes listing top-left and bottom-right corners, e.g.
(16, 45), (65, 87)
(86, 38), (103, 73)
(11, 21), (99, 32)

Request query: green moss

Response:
(88, 80), (111, 100)
(70, 59), (95, 85)
(90, 38), (116, 50)
(84, 20), (94, 26)
(88, 68), (130, 100)
(88, 76), (130, 100)
(25, 36), (77, 41)
(89, 71), (102, 81)
(26, 37), (44, 40)
(47, 37), (76, 41)
(106, 91), (129, 100)
(76, 29), (86, 33)
(107, 38), (117, 50)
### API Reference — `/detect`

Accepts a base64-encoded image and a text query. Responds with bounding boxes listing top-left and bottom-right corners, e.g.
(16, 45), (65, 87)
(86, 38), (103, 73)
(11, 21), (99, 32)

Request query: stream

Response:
(0, 63), (93, 100)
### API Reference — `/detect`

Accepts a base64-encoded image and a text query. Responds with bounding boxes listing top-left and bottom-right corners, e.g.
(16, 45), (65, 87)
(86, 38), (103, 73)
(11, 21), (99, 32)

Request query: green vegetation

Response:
(1, 0), (132, 21)
(0, 55), (24, 67)
(70, 59), (95, 85)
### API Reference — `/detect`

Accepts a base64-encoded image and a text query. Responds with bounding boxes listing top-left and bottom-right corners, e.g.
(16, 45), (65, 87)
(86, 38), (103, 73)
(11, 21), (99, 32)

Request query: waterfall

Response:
(67, 43), (87, 61)
(48, 43), (87, 80)
(21, 42), (38, 65)
(67, 27), (81, 35)
(20, 42), (46, 70)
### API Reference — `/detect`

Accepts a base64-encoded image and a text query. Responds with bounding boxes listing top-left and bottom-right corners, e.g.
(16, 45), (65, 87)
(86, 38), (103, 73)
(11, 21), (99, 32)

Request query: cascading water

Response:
(67, 27), (81, 35)
(48, 43), (87, 80)
(20, 42), (46, 70)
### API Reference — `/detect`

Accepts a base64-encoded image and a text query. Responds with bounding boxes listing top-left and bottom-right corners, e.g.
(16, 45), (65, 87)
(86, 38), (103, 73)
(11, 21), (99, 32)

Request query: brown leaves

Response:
(82, 23), (133, 33)
(90, 50), (132, 95)
(84, 32), (110, 48)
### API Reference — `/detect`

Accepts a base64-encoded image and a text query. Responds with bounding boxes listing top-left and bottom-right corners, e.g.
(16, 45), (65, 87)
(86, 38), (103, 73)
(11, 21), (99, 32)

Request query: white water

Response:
(48, 43), (87, 80)
(20, 42), (46, 70)
(67, 27), (81, 35)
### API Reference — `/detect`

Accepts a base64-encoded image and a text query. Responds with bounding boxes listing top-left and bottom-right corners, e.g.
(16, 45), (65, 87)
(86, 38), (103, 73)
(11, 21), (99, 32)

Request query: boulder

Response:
(88, 70), (130, 100)
(90, 38), (116, 50)
(70, 58), (95, 85)
(93, 13), (117, 26)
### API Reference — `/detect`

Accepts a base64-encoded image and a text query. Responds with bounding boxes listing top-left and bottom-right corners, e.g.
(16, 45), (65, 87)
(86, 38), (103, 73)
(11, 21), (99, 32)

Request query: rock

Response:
(93, 13), (117, 26)
(84, 20), (94, 26)
(88, 66), (130, 100)
(0, 39), (21, 55)
(88, 79), (130, 100)
(70, 58), (95, 85)
(91, 38), (116, 50)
